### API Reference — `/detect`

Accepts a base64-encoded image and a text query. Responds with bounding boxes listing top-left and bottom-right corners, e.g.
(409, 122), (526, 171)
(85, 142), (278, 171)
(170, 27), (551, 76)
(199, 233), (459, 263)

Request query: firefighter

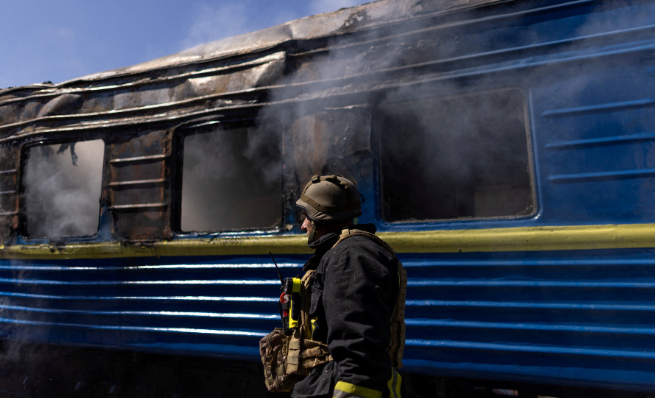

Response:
(293, 174), (405, 398)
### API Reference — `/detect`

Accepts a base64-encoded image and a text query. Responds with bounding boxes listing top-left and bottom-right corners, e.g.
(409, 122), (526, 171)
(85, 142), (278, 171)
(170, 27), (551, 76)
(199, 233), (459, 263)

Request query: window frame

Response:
(171, 117), (285, 236)
(18, 136), (108, 241)
(373, 86), (537, 225)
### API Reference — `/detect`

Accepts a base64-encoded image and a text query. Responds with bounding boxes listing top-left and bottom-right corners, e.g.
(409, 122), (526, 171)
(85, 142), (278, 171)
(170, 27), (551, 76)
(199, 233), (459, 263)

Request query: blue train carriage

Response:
(1, 0), (655, 395)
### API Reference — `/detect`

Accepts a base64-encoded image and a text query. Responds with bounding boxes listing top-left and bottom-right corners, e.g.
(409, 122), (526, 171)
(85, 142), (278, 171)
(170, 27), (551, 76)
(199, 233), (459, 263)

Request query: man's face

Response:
(300, 215), (313, 237)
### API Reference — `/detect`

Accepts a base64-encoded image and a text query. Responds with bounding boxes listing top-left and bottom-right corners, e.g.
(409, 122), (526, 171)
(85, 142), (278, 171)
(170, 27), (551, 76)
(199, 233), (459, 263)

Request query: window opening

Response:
(379, 88), (534, 222)
(179, 122), (282, 232)
(23, 139), (105, 237)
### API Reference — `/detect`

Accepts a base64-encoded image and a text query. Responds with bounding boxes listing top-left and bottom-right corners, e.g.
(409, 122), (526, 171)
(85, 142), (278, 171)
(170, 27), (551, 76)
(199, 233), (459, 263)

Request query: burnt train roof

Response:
(0, 0), (505, 142)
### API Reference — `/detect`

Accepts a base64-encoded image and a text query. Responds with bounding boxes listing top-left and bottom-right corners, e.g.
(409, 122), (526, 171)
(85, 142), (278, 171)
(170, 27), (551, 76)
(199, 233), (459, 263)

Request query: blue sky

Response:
(1, 0), (371, 89)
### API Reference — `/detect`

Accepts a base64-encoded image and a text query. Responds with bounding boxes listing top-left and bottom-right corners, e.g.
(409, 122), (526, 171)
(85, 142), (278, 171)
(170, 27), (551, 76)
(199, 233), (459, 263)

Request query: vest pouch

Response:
(287, 334), (333, 377)
(286, 334), (306, 376)
(299, 338), (333, 368)
(259, 328), (297, 392)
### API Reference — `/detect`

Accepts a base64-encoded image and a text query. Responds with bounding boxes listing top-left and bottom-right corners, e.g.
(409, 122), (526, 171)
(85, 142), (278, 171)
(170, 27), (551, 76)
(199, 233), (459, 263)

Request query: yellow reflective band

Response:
(381, 223), (655, 253)
(333, 381), (382, 398)
(387, 369), (402, 398)
(4, 223), (655, 260)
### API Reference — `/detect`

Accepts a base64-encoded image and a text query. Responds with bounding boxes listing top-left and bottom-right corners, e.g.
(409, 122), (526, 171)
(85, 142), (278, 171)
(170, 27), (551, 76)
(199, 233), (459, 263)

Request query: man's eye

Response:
(299, 214), (306, 222)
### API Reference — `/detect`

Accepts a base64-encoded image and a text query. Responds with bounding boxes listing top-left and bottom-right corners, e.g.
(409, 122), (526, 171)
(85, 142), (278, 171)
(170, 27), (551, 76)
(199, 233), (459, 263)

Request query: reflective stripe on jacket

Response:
(333, 368), (402, 398)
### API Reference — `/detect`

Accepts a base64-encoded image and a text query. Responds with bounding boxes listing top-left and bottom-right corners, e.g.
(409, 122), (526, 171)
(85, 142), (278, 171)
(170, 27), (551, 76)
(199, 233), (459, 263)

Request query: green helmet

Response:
(296, 174), (362, 223)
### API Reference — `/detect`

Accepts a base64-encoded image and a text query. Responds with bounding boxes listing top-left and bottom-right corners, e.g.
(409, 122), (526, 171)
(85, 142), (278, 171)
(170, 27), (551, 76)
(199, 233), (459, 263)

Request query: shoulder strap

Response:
(299, 270), (315, 340)
(332, 228), (407, 369)
(331, 228), (397, 256)
(286, 269), (332, 376)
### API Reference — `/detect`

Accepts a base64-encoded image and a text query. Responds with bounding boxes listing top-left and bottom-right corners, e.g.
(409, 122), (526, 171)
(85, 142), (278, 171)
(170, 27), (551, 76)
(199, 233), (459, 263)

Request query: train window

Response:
(379, 88), (534, 222)
(179, 122), (282, 232)
(23, 139), (105, 237)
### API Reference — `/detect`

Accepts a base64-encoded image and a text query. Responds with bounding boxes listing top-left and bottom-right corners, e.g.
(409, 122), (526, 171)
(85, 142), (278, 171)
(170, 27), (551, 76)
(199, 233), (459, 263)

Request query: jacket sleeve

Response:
(321, 242), (397, 396)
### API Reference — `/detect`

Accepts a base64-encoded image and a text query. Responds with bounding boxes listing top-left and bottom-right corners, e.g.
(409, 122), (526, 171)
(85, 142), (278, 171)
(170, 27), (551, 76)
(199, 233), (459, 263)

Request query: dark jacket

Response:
(292, 224), (400, 398)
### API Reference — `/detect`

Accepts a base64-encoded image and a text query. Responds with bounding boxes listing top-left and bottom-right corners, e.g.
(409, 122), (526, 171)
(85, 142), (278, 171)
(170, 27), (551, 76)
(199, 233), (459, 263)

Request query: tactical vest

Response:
(260, 229), (407, 392)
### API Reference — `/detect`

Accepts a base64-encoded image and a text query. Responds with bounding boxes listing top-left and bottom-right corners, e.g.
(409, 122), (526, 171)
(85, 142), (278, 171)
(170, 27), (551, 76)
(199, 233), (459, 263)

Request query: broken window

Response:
(378, 88), (534, 222)
(23, 139), (105, 237)
(178, 121), (282, 232)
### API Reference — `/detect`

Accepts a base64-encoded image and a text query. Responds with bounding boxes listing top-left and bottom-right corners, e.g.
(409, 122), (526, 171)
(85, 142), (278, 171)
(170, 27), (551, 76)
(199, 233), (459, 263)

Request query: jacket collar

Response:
(303, 224), (378, 272)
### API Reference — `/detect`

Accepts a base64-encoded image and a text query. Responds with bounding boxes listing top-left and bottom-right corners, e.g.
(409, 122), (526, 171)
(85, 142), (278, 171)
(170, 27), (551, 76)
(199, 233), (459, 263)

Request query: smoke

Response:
(180, 124), (282, 232)
(178, 0), (375, 53)
(176, 0), (386, 233)
(254, 2), (547, 223)
(244, 124), (285, 187)
(23, 139), (104, 238)
(180, 2), (253, 51)
(254, 17), (417, 210)
(254, 0), (653, 224)
(377, 88), (533, 221)
(308, 0), (366, 15)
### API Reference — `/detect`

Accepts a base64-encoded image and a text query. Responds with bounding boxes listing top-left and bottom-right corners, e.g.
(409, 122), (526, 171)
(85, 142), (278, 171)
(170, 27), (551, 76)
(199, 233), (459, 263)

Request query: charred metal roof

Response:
(0, 0), (505, 142)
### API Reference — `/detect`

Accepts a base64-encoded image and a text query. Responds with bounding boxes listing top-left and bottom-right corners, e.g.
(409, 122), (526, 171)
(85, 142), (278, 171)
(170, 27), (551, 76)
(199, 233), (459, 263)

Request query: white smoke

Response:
(23, 139), (104, 238)
(179, 0), (374, 53)
(180, 125), (282, 232)
(254, 1), (545, 223)
(308, 0), (367, 15)
(180, 2), (253, 51)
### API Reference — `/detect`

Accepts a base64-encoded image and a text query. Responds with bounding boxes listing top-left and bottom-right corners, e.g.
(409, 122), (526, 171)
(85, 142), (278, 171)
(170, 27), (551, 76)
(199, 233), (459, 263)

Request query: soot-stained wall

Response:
(108, 130), (172, 241)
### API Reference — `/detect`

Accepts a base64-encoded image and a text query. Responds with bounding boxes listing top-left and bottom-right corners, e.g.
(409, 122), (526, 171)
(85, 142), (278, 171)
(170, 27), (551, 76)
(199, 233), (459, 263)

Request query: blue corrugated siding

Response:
(6, 0), (655, 392)
(2, 249), (655, 389)
(372, 0), (655, 233)
(400, 250), (655, 390)
(0, 256), (292, 359)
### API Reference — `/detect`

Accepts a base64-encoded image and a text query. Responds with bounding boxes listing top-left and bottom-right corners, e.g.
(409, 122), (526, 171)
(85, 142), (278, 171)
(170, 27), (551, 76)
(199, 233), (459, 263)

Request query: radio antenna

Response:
(269, 252), (284, 286)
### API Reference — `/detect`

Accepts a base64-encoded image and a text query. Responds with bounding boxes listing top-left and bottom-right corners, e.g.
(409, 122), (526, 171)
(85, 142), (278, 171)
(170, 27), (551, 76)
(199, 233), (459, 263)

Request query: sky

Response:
(0, 0), (372, 89)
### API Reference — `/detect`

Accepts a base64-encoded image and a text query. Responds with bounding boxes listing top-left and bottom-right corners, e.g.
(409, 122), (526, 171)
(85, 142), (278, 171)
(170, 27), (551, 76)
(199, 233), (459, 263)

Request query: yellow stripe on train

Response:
(1, 223), (655, 260)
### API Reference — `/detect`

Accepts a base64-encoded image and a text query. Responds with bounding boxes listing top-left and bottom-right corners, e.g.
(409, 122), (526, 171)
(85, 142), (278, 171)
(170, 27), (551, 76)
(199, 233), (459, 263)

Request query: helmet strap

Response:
(308, 220), (317, 244)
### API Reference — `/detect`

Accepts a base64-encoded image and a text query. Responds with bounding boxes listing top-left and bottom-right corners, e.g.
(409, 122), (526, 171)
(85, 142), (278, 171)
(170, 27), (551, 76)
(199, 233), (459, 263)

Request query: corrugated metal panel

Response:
(1, 249), (655, 389)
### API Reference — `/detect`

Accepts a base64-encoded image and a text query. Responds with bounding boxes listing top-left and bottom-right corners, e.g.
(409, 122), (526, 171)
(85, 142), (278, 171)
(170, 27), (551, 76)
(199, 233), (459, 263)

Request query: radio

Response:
(280, 277), (302, 335)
